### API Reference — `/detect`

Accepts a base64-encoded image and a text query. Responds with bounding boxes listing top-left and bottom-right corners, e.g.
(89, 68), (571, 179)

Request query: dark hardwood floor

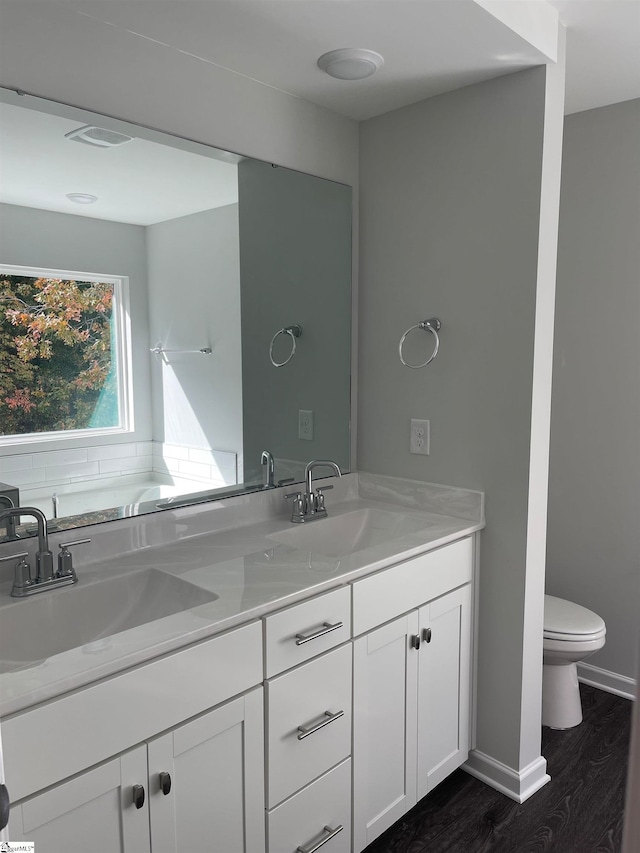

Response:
(364, 685), (632, 853)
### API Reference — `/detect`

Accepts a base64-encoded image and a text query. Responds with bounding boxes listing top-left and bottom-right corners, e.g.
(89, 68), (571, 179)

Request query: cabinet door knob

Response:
(159, 771), (172, 795)
(422, 627), (432, 644)
(411, 633), (421, 650)
(0, 782), (10, 830)
(132, 784), (145, 809)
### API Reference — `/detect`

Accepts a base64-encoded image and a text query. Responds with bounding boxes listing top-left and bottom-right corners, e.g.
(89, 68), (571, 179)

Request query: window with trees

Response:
(0, 266), (132, 441)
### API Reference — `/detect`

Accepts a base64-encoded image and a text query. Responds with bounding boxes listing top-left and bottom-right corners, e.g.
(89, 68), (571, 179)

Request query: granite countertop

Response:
(0, 473), (484, 717)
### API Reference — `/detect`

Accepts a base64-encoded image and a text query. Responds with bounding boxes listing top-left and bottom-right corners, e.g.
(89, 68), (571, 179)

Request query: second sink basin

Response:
(0, 569), (218, 673)
(268, 507), (432, 558)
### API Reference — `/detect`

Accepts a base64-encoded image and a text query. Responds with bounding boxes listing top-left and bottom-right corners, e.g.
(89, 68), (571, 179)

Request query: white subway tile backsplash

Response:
(98, 456), (153, 475)
(177, 460), (213, 480)
(87, 444), (137, 462)
(136, 442), (153, 456)
(45, 462), (100, 481)
(35, 449), (89, 468)
(0, 454), (34, 473)
(152, 458), (171, 475)
(188, 447), (216, 466)
(160, 443), (190, 461)
(70, 472), (115, 484)
(3, 468), (45, 487)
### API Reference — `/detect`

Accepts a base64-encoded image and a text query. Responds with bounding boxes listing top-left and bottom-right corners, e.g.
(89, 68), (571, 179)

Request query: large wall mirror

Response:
(0, 88), (352, 539)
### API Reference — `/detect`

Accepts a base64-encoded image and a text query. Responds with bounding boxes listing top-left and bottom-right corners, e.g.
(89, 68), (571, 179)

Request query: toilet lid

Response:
(544, 595), (606, 639)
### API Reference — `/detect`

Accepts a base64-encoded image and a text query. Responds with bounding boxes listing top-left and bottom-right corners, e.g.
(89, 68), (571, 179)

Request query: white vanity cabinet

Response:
(351, 538), (474, 852)
(8, 689), (265, 853)
(9, 688), (264, 853)
(148, 687), (265, 853)
(263, 586), (353, 853)
(8, 745), (151, 853)
(5, 621), (265, 853)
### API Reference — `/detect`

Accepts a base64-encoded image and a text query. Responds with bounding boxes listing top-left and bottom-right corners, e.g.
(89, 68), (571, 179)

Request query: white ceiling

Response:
(0, 0), (637, 225)
(8, 0), (637, 120)
(549, 0), (640, 114)
(11, 0), (553, 122)
(0, 101), (239, 225)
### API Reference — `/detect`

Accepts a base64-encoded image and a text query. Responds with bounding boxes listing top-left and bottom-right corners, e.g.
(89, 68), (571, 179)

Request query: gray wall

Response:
(0, 203), (152, 451)
(146, 205), (243, 458)
(547, 99), (640, 682)
(358, 68), (552, 773)
(238, 159), (352, 485)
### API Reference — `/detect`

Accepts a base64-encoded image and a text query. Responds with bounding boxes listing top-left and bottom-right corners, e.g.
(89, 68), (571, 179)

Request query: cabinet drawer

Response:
(267, 644), (352, 808)
(265, 585), (351, 678)
(268, 759), (351, 853)
(352, 536), (473, 635)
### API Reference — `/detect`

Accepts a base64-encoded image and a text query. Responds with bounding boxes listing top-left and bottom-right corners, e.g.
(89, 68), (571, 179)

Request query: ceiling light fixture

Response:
(66, 193), (98, 204)
(317, 48), (384, 81)
(65, 125), (134, 147)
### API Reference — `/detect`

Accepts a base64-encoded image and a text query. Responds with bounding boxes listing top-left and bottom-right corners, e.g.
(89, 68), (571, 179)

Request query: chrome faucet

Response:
(261, 450), (275, 488)
(0, 506), (89, 597)
(285, 460), (342, 523)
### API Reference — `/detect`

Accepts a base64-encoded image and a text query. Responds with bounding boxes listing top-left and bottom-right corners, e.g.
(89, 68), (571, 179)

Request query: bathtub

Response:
(19, 474), (220, 520)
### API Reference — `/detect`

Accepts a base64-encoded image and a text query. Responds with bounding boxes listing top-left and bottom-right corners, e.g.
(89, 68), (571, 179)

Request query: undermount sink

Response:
(0, 569), (218, 674)
(268, 507), (432, 558)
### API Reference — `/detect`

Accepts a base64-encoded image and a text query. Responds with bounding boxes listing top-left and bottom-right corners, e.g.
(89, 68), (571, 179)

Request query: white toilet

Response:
(542, 594), (606, 729)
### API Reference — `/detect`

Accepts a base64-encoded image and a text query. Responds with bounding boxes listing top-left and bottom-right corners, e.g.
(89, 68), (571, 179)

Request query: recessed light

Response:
(318, 48), (384, 81)
(66, 193), (98, 204)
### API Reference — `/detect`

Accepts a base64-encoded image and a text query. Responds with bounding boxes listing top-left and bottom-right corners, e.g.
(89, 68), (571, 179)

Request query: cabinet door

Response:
(352, 611), (419, 853)
(417, 584), (471, 799)
(148, 687), (265, 853)
(8, 745), (150, 853)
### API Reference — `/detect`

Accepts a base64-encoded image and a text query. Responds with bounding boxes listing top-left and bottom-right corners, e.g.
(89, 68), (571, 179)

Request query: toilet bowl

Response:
(542, 594), (606, 729)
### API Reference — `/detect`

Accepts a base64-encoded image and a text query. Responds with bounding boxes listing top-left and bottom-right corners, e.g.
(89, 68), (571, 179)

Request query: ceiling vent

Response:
(65, 125), (134, 148)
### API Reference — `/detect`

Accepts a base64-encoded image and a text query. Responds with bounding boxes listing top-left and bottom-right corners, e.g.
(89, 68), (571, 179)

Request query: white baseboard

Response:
(578, 662), (637, 700)
(463, 750), (550, 803)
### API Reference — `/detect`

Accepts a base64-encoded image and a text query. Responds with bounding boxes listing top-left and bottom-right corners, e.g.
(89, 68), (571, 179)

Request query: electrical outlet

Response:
(410, 418), (430, 455)
(298, 409), (314, 440)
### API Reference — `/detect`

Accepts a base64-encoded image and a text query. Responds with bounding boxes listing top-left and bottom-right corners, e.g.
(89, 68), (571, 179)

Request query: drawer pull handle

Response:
(295, 620), (343, 646)
(297, 709), (345, 740)
(159, 771), (172, 795)
(297, 824), (344, 853)
(423, 627), (432, 644)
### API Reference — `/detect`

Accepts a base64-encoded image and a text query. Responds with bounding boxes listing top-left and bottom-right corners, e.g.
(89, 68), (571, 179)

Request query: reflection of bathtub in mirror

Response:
(18, 474), (222, 521)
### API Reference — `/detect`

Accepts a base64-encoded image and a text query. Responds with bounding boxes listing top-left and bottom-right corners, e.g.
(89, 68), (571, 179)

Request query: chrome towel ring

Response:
(398, 317), (441, 369)
(269, 324), (302, 367)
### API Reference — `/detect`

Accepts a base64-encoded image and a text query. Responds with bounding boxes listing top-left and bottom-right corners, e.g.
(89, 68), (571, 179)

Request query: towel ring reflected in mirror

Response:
(269, 324), (302, 367)
(398, 317), (441, 369)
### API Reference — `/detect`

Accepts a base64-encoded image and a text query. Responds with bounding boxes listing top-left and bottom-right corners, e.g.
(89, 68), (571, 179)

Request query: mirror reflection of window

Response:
(0, 267), (129, 438)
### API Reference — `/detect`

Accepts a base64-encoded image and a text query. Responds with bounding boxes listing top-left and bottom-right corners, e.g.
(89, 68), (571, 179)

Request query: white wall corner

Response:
(464, 749), (550, 803)
(520, 22), (566, 770)
(474, 0), (559, 62)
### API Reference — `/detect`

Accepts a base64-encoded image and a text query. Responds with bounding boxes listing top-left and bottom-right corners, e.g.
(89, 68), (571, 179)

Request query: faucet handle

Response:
(0, 551), (32, 592)
(58, 538), (91, 578)
(284, 491), (306, 522)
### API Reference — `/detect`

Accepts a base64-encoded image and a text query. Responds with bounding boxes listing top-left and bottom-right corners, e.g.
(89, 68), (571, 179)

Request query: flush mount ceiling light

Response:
(65, 125), (134, 147)
(66, 193), (98, 204)
(317, 48), (384, 80)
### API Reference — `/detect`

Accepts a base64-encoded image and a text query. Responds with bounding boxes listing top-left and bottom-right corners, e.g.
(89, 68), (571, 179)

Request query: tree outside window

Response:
(0, 268), (127, 438)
